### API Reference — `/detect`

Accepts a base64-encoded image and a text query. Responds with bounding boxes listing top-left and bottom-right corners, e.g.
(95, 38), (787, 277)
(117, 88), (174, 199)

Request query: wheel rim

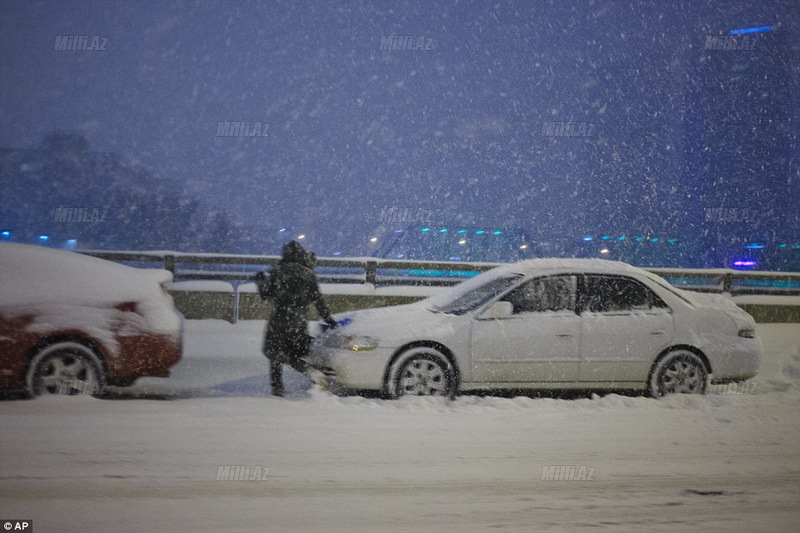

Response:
(34, 350), (99, 395)
(659, 358), (704, 394)
(399, 357), (447, 396)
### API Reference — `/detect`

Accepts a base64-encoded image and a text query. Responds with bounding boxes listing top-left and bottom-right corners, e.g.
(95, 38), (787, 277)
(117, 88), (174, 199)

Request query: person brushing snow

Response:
(255, 240), (337, 396)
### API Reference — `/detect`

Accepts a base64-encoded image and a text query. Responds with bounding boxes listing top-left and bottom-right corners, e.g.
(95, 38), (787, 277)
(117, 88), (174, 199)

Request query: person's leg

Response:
(270, 357), (283, 396)
(287, 357), (308, 374)
(284, 329), (312, 374)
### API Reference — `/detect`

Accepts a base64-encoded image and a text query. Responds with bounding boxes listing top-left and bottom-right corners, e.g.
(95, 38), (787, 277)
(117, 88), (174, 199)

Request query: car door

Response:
(578, 275), (674, 383)
(470, 275), (581, 384)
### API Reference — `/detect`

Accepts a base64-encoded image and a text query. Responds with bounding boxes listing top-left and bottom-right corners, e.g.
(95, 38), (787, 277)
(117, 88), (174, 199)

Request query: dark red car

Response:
(0, 243), (182, 396)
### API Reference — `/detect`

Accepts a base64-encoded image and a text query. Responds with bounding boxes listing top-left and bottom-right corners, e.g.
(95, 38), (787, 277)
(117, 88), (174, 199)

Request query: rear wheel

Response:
(26, 342), (106, 397)
(386, 347), (455, 398)
(648, 350), (708, 397)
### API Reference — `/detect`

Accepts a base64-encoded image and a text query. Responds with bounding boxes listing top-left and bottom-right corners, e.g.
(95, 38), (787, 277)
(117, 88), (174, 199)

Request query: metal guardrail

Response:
(76, 251), (800, 323)
(77, 250), (800, 294)
(77, 250), (500, 287)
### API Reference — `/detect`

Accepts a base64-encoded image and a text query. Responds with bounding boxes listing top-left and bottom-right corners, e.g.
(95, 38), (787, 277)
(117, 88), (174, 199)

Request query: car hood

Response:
(321, 301), (460, 347)
(677, 289), (757, 331)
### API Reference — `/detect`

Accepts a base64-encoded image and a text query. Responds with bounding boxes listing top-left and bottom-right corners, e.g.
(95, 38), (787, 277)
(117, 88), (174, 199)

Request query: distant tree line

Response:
(0, 133), (271, 253)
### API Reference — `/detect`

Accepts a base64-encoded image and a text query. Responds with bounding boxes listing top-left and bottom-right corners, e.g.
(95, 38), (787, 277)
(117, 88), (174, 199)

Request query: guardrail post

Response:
(230, 281), (240, 324)
(722, 272), (732, 294)
(164, 255), (176, 274)
(366, 260), (378, 285)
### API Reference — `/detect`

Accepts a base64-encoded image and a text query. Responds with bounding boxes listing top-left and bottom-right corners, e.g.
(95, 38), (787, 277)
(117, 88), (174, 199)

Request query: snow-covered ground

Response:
(1, 321), (799, 532)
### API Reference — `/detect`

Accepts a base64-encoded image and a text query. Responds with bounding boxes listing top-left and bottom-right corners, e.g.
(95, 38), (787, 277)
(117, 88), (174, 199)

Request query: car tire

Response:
(648, 349), (708, 397)
(386, 347), (455, 398)
(26, 341), (107, 397)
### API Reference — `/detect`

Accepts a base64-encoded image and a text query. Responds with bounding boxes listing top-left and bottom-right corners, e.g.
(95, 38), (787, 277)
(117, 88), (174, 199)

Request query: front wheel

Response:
(648, 350), (708, 397)
(386, 347), (456, 398)
(26, 341), (106, 397)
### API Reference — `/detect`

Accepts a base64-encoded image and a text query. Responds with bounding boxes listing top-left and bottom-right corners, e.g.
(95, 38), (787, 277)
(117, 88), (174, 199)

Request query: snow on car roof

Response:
(0, 242), (173, 306)
(498, 257), (646, 276)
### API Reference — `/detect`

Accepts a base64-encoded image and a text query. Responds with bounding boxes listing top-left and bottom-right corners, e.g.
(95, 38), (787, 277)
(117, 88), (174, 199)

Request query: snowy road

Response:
(1, 321), (799, 532)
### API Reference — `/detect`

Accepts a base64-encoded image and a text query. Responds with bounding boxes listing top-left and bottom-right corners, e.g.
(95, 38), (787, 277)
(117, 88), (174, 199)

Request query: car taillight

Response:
(738, 328), (756, 339)
(115, 301), (139, 314)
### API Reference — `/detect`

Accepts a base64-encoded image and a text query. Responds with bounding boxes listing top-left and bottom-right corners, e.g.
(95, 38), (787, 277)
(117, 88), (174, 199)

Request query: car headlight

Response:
(322, 334), (380, 351)
(738, 328), (756, 339)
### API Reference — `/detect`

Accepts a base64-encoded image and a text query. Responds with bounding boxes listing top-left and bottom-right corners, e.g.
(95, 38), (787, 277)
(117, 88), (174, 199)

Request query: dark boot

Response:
(270, 359), (283, 397)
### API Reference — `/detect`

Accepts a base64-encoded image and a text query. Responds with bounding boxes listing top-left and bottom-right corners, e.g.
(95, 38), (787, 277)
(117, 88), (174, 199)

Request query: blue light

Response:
(421, 227), (431, 232)
(332, 251), (342, 256)
(583, 236), (593, 241)
(635, 237), (644, 242)
(439, 228), (448, 233)
(650, 238), (660, 243)
(278, 228), (286, 232)
(492, 231), (503, 235)
(0, 230), (10, 237)
(475, 230), (485, 235)
(601, 236), (611, 240)
(667, 238), (678, 243)
(778, 244), (787, 248)
(394, 229), (404, 233)
(65, 239), (77, 250)
(732, 259), (758, 270)
(457, 229), (467, 234)
(38, 235), (49, 241)
(745, 243), (765, 249)
(405, 269), (480, 278)
(730, 26), (773, 35)
(617, 236), (626, 241)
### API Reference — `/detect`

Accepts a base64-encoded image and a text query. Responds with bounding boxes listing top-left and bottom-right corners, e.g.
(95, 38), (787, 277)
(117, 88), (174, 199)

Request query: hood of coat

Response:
(281, 240), (311, 267)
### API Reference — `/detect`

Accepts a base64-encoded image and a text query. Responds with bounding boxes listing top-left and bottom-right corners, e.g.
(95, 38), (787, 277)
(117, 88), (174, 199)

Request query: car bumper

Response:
(306, 344), (395, 391)
(706, 338), (761, 382)
(107, 332), (183, 386)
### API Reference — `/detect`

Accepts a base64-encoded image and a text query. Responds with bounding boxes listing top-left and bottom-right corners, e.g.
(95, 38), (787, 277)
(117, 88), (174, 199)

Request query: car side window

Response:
(502, 275), (577, 314)
(583, 275), (666, 313)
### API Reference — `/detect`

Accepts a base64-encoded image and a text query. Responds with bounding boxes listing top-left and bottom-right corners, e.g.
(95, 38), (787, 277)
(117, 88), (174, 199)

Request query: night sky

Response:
(1, 0), (797, 255)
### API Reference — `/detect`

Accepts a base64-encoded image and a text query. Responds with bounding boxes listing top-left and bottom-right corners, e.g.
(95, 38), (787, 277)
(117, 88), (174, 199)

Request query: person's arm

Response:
(255, 269), (276, 301)
(311, 280), (336, 328)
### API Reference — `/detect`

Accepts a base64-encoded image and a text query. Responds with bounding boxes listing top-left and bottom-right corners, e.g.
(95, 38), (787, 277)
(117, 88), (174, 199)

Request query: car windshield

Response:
(429, 272), (522, 315)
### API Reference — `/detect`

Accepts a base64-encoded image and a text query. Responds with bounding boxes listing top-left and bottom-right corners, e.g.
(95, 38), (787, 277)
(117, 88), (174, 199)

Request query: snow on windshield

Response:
(429, 271), (522, 314)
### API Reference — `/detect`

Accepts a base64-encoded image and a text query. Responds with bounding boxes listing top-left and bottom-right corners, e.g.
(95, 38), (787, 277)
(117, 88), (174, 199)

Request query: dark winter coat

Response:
(257, 241), (331, 365)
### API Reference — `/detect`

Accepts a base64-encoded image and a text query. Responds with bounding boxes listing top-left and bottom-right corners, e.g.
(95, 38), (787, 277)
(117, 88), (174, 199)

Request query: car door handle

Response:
(555, 333), (574, 338)
(650, 331), (665, 336)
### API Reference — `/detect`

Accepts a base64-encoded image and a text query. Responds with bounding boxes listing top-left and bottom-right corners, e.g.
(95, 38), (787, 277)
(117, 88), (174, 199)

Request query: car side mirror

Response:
(481, 301), (513, 319)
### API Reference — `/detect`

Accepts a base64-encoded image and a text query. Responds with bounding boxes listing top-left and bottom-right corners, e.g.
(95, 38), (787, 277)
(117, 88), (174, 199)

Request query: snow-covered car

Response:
(307, 259), (761, 398)
(0, 242), (183, 397)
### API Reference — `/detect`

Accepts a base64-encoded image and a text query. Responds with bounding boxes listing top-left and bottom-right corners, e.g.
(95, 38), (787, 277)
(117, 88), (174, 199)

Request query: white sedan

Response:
(307, 259), (761, 398)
